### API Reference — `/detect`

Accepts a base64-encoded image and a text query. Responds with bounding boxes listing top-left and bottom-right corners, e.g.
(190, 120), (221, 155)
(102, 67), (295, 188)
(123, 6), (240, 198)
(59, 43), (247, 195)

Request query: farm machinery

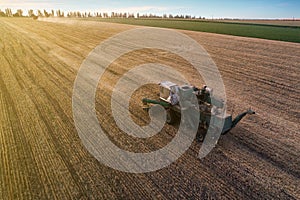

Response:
(142, 81), (255, 141)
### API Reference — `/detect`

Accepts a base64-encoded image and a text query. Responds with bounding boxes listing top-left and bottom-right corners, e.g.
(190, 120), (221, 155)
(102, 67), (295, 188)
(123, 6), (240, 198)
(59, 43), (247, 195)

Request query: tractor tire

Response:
(198, 133), (205, 142)
(166, 109), (176, 124)
(197, 129), (206, 142)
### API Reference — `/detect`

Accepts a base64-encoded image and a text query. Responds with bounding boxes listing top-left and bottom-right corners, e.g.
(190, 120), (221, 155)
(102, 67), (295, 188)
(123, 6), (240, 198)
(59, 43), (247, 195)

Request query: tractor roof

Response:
(159, 81), (178, 90)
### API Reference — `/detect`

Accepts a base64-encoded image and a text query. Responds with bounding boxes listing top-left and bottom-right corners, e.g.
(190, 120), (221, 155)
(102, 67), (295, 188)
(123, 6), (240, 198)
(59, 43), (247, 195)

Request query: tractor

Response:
(142, 81), (255, 141)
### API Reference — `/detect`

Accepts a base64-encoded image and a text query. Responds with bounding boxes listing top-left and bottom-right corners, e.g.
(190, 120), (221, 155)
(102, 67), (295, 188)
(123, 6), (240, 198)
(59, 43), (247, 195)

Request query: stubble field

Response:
(0, 18), (299, 199)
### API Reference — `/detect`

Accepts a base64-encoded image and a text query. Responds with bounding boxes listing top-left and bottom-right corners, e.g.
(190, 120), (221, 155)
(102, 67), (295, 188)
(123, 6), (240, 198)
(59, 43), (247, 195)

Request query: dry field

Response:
(0, 18), (299, 199)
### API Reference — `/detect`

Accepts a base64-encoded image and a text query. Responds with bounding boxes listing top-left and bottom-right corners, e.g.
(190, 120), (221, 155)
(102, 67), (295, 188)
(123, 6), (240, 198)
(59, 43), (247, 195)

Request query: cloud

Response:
(0, 0), (61, 12)
(95, 6), (182, 14)
(0, 1), (183, 15)
(0, 0), (50, 6)
(276, 2), (290, 7)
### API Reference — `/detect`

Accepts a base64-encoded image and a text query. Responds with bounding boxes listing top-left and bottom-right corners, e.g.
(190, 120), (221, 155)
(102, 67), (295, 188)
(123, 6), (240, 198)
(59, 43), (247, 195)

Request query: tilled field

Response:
(0, 18), (299, 199)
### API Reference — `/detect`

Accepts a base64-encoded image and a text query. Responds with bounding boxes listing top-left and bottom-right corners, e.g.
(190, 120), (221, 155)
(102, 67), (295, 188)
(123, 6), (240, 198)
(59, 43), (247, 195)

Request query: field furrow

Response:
(0, 18), (299, 199)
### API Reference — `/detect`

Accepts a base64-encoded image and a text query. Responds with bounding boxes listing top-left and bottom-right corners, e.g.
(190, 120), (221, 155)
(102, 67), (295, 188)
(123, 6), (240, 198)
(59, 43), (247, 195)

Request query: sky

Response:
(0, 0), (299, 19)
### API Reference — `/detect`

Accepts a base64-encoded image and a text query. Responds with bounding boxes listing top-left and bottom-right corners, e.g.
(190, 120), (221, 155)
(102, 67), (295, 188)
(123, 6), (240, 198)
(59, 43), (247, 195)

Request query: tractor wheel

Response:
(197, 129), (206, 142)
(142, 106), (150, 112)
(166, 109), (176, 124)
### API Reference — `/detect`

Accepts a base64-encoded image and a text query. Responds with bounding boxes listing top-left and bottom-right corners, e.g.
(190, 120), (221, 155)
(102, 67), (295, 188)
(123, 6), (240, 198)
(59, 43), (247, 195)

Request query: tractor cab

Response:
(159, 81), (179, 103)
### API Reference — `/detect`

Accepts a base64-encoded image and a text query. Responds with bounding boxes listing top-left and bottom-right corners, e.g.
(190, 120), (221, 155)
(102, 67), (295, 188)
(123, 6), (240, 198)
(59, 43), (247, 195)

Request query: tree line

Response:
(0, 8), (62, 18)
(0, 8), (206, 19)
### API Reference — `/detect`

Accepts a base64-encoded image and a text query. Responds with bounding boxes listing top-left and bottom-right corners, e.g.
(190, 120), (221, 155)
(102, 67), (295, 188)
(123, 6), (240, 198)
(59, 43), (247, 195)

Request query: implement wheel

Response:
(197, 129), (206, 142)
(166, 109), (176, 124)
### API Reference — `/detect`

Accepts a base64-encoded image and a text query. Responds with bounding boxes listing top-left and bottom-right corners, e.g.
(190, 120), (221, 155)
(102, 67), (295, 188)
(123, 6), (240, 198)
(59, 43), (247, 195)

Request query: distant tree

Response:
(28, 9), (34, 17)
(140, 14), (148, 18)
(12, 9), (23, 17)
(44, 10), (50, 17)
(128, 13), (134, 18)
(0, 10), (6, 17)
(137, 13), (140, 18)
(169, 14), (173, 18)
(17, 9), (23, 17)
(51, 10), (54, 17)
(5, 8), (12, 17)
(55, 10), (64, 17)
(37, 10), (43, 17)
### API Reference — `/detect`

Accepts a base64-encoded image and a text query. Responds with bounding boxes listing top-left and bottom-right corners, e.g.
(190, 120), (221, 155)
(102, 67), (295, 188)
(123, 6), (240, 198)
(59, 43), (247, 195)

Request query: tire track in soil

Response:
(1, 18), (299, 199)
(0, 22), (113, 199)
(1, 18), (164, 198)
(0, 24), (78, 199)
(0, 70), (41, 200)
(93, 50), (294, 199)
(0, 23), (51, 200)
(89, 27), (300, 198)
(231, 127), (300, 178)
(213, 138), (299, 200)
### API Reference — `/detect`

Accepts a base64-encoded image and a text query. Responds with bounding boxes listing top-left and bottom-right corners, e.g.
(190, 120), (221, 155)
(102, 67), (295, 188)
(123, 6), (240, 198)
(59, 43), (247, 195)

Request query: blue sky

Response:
(1, 0), (299, 19)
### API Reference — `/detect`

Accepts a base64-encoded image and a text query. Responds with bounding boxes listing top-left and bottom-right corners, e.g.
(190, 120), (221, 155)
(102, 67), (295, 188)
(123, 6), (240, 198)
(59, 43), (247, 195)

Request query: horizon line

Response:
(1, 7), (299, 20)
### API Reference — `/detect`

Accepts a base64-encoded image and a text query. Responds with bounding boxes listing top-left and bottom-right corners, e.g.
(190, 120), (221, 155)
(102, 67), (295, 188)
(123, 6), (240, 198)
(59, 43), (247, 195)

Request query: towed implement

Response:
(142, 81), (255, 141)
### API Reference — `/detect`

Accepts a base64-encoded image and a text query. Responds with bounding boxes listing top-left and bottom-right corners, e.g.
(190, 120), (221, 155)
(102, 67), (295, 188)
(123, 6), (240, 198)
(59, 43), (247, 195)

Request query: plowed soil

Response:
(0, 18), (299, 199)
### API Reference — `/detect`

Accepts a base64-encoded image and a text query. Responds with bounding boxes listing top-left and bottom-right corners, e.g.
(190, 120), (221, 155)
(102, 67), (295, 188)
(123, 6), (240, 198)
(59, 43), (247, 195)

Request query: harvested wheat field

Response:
(0, 18), (299, 199)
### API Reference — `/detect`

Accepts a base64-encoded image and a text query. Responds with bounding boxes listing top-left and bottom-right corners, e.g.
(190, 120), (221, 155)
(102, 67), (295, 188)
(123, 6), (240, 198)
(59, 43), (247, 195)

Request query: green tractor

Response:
(142, 81), (255, 141)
